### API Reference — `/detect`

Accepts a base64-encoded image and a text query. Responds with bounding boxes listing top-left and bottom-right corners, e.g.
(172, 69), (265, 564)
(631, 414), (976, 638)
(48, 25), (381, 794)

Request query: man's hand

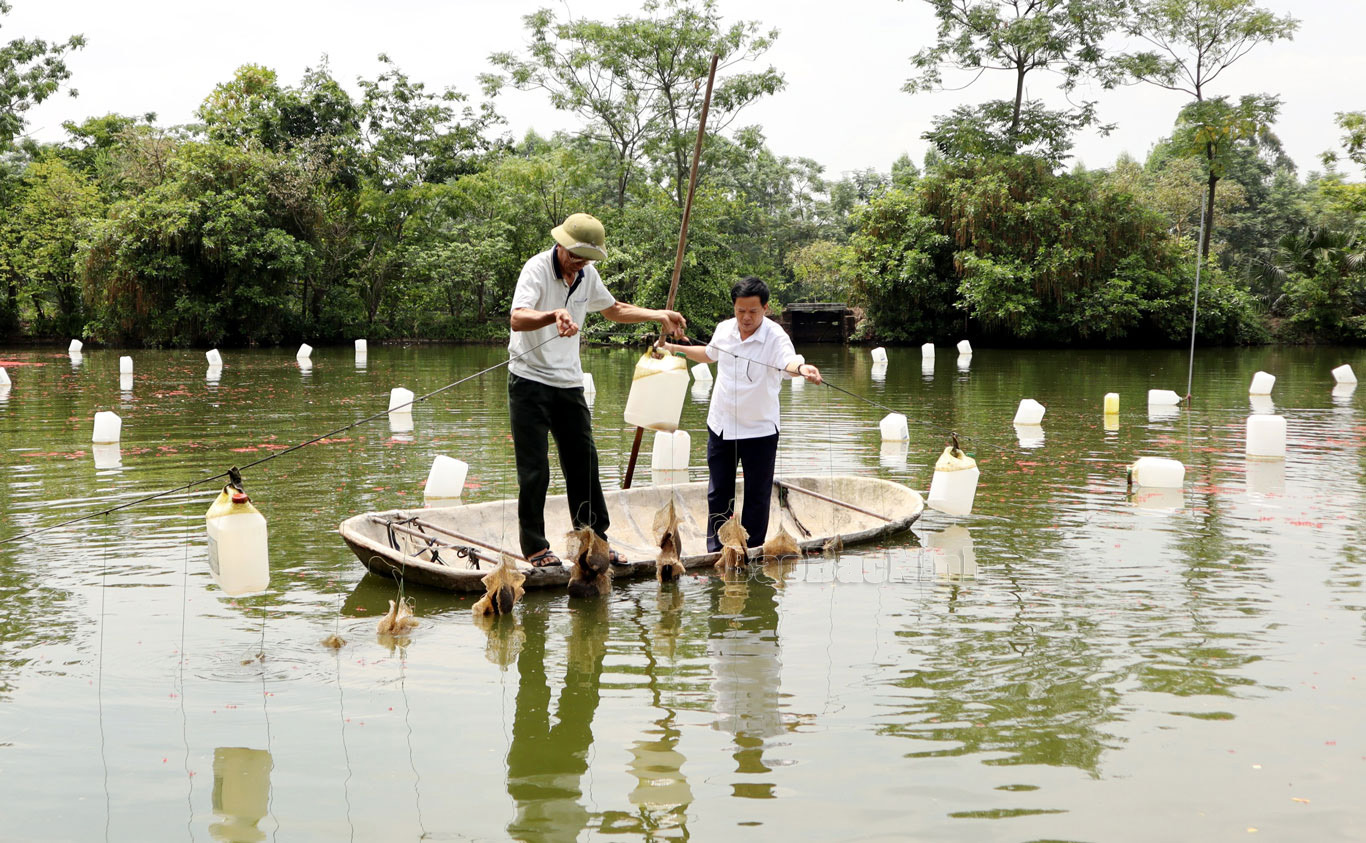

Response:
(659, 309), (687, 339)
(801, 364), (823, 384)
(554, 309), (580, 337)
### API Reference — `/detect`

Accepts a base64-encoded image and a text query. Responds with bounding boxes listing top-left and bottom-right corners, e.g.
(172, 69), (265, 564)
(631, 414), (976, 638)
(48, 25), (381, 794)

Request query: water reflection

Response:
(207, 365), (223, 384)
(1103, 414), (1119, 433)
(871, 362), (887, 384)
(1147, 404), (1180, 421)
(1331, 382), (1356, 403)
(1249, 395), (1275, 415)
(926, 525), (976, 579)
(388, 411), (414, 434)
(1014, 424), (1044, 449)
(91, 443), (122, 470)
(922, 358), (934, 380)
(506, 602), (609, 841)
(956, 354), (971, 372)
(1245, 460), (1286, 496)
(709, 572), (785, 798)
(879, 439), (908, 469)
(1129, 486), (1184, 512)
(119, 372), (133, 393)
(210, 746), (272, 842)
(69, 351), (83, 369)
(690, 381), (711, 403)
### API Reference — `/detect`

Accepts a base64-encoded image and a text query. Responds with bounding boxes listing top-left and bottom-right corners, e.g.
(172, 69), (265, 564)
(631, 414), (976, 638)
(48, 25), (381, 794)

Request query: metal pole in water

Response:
(1185, 187), (1209, 401)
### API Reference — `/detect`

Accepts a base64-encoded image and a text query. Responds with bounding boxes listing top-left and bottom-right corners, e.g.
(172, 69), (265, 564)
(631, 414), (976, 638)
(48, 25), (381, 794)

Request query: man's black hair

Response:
(731, 276), (769, 305)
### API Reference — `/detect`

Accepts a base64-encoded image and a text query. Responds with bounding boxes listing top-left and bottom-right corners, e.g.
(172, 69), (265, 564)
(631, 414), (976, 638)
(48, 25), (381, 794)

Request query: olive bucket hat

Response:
(551, 213), (608, 262)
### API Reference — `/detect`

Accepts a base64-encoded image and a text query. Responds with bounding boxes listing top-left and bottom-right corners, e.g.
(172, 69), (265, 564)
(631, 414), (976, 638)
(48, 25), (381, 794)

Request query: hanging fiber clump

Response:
(653, 499), (685, 583)
(566, 527), (612, 598)
(760, 525), (801, 562)
(714, 516), (749, 570)
(473, 555), (526, 616)
(376, 596), (418, 636)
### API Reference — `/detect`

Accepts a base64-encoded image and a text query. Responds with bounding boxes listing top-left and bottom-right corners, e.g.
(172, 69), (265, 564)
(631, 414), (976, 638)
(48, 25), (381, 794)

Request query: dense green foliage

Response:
(0, 0), (1363, 348)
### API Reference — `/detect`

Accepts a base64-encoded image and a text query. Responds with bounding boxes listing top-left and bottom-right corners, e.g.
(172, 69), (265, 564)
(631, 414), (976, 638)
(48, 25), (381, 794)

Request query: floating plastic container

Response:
(1147, 389), (1182, 406)
(118, 356), (133, 375)
(92, 411), (121, 444)
(650, 430), (691, 471)
(68, 339), (83, 353)
(1245, 414), (1286, 459)
(0, 367), (9, 387)
(956, 340), (972, 355)
(651, 468), (689, 487)
(927, 446), (979, 516)
(879, 412), (909, 441)
(1332, 364), (1356, 384)
(206, 348), (222, 367)
(691, 363), (712, 383)
(355, 339), (368, 356)
(1249, 371), (1275, 395)
(871, 347), (888, 365)
(424, 455), (469, 506)
(388, 387), (414, 414)
(921, 342), (935, 358)
(1104, 393), (1119, 415)
(1128, 456), (1184, 488)
(623, 353), (689, 432)
(296, 343), (312, 360)
(1013, 398), (1045, 425)
(205, 486), (269, 596)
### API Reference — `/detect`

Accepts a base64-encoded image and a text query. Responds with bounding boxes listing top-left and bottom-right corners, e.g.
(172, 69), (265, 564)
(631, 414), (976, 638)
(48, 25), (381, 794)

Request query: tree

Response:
(486, 0), (783, 208)
(1116, 0), (1298, 258)
(904, 0), (1122, 158)
(0, 1), (85, 149)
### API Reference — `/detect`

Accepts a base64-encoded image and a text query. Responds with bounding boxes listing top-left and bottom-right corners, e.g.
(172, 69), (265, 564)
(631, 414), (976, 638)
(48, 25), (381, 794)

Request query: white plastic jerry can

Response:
(651, 430), (691, 471)
(1147, 389), (1182, 406)
(205, 486), (269, 596)
(623, 352), (689, 432)
(956, 340), (972, 355)
(0, 366), (10, 387)
(1249, 371), (1275, 395)
(879, 412), (909, 441)
(206, 348), (223, 367)
(1128, 456), (1184, 488)
(296, 343), (313, 360)
(927, 446), (979, 516)
(424, 455), (469, 506)
(92, 411), (122, 444)
(871, 347), (888, 364)
(1332, 364), (1356, 384)
(1013, 398), (1045, 425)
(921, 342), (935, 359)
(1245, 414), (1286, 460)
(691, 362), (712, 383)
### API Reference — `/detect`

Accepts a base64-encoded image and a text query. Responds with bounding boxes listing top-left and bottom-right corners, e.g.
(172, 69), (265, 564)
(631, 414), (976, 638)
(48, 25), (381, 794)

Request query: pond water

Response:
(0, 342), (1363, 841)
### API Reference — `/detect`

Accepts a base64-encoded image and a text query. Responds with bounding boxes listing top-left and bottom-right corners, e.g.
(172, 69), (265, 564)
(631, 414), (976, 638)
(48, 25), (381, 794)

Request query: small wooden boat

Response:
(338, 475), (922, 593)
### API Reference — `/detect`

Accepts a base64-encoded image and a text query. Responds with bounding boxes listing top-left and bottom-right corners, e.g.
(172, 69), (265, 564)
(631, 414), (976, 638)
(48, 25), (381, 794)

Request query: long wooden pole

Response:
(623, 53), (719, 491)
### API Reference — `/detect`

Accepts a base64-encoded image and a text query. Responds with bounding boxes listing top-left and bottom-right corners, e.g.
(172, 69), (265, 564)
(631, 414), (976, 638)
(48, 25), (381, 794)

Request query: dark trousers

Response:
(509, 373), (609, 556)
(706, 426), (779, 552)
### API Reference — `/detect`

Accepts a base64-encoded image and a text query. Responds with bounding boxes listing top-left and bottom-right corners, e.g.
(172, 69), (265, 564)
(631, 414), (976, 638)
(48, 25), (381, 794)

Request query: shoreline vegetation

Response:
(1, 1), (1363, 351)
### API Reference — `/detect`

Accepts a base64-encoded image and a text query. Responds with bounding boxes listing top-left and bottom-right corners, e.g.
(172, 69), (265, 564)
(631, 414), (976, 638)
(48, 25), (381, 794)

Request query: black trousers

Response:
(706, 426), (779, 552)
(508, 373), (609, 556)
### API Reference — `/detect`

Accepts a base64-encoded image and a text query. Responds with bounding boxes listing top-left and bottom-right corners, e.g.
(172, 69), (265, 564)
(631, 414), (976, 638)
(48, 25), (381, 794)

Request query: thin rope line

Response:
(688, 338), (1017, 456)
(179, 500), (196, 841)
(401, 648), (427, 839)
(99, 514), (111, 843)
(259, 609), (276, 840)
(0, 334), (561, 547)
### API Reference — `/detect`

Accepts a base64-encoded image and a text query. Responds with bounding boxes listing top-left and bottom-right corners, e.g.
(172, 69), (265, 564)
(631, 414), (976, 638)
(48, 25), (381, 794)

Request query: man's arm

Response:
(661, 342), (715, 364)
(600, 302), (687, 338)
(511, 307), (578, 337)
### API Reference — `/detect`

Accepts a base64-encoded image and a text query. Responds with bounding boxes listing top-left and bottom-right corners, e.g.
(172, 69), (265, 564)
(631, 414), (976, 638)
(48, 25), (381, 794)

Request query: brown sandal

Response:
(528, 548), (562, 568)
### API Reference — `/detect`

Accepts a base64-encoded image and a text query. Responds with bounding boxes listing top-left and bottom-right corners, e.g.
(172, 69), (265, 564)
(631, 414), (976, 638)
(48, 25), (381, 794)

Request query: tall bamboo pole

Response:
(623, 54), (719, 490)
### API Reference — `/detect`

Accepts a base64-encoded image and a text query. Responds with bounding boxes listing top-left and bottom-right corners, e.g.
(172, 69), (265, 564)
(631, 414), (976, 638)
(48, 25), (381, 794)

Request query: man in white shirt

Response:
(509, 213), (686, 567)
(663, 277), (822, 552)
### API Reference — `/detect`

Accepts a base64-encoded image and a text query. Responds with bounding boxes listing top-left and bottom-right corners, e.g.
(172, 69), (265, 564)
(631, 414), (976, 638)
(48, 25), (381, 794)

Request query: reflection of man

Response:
(508, 213), (686, 567)
(505, 604), (609, 840)
(709, 572), (786, 795)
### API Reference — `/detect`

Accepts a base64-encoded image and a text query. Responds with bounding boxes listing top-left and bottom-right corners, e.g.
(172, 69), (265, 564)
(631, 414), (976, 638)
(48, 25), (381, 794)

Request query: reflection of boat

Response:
(339, 476), (923, 593)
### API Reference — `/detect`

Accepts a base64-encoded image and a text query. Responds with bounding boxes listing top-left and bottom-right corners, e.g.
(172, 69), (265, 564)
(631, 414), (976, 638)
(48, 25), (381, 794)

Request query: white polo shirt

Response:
(508, 248), (616, 388)
(705, 316), (804, 440)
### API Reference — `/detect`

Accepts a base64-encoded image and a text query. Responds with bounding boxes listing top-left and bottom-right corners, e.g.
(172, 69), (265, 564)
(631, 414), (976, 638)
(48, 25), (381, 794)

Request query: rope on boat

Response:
(0, 334), (561, 547)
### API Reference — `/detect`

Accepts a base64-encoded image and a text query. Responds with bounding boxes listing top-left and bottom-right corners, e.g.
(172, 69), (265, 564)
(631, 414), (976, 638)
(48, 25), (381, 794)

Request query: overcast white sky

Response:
(8, 0), (1365, 181)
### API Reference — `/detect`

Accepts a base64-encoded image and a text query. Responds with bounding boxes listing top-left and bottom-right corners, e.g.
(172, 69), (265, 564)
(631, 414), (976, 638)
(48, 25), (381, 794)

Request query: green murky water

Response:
(1, 343), (1364, 841)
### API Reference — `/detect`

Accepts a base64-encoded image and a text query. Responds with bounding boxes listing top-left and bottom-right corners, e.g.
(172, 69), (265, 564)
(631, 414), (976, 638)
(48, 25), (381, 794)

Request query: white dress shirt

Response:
(507, 248), (616, 388)
(705, 316), (804, 440)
